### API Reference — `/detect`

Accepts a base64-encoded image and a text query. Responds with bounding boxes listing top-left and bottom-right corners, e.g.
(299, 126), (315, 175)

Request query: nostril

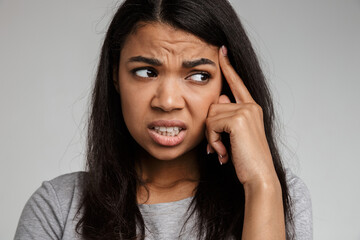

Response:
(150, 82), (185, 108)
(151, 99), (184, 112)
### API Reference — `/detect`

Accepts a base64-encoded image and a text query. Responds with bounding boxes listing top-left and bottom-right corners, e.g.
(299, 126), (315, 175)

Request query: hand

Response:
(205, 46), (278, 186)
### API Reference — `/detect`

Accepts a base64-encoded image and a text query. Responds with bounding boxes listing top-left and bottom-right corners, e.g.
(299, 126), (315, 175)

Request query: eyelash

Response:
(131, 67), (211, 83)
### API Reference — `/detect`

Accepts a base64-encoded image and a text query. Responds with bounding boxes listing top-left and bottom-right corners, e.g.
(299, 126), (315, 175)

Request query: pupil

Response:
(147, 70), (156, 77)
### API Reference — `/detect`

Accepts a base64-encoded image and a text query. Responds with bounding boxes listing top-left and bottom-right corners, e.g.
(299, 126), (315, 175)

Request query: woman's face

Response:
(116, 22), (222, 161)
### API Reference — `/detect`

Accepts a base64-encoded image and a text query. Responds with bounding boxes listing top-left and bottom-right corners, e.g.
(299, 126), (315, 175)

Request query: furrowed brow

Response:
(127, 56), (216, 68)
(182, 58), (216, 68)
(127, 56), (162, 66)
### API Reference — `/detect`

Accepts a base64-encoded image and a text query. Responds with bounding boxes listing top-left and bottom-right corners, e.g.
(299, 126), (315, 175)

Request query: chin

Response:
(143, 144), (196, 161)
(148, 149), (184, 161)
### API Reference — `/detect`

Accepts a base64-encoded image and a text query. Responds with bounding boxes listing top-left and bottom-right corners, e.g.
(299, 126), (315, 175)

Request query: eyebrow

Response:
(127, 56), (216, 68)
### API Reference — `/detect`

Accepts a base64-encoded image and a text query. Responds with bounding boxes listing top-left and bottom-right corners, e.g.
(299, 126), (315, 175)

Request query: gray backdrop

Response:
(1, 0), (359, 239)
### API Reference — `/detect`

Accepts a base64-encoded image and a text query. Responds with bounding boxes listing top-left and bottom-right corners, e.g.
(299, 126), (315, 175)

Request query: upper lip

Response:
(148, 120), (187, 130)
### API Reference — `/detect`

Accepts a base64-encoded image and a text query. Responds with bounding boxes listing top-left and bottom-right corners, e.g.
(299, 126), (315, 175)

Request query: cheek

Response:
(120, 90), (146, 124)
(119, 93), (134, 133)
(194, 83), (222, 108)
(186, 79), (221, 115)
(118, 74), (144, 117)
(119, 90), (149, 148)
(119, 83), (141, 129)
(187, 91), (220, 126)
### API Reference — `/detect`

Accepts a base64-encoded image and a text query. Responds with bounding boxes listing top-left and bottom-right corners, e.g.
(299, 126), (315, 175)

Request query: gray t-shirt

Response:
(14, 170), (312, 239)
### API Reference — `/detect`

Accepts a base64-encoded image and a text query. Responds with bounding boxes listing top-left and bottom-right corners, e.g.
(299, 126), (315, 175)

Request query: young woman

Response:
(15, 0), (312, 239)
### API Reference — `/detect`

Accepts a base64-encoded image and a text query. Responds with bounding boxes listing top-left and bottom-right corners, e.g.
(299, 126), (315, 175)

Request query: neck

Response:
(135, 148), (200, 204)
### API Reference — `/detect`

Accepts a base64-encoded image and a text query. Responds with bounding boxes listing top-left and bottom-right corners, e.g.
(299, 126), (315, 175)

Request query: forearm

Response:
(241, 178), (285, 240)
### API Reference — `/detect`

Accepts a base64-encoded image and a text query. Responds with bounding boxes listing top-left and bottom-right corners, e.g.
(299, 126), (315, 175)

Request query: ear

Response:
(113, 67), (120, 93)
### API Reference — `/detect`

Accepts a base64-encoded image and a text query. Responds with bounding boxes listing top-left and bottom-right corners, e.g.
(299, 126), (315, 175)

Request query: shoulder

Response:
(14, 172), (87, 240)
(285, 169), (313, 240)
(47, 171), (87, 197)
(286, 169), (311, 204)
(27, 171), (87, 207)
(37, 171), (87, 210)
(285, 169), (312, 213)
(44, 171), (87, 223)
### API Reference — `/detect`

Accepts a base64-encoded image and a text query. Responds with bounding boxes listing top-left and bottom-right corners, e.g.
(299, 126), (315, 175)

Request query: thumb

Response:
(218, 94), (231, 104)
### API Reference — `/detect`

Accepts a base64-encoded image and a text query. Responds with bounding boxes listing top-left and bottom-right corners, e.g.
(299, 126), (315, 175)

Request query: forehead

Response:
(121, 22), (218, 59)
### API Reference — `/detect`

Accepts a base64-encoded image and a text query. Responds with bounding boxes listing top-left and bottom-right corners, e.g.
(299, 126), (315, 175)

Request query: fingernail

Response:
(206, 144), (210, 155)
(221, 45), (227, 56)
(218, 154), (223, 165)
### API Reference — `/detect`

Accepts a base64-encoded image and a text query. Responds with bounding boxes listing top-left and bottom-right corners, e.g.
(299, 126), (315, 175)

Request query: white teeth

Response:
(153, 126), (183, 136)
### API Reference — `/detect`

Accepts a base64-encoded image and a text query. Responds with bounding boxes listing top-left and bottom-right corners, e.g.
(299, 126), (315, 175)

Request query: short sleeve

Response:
(14, 172), (85, 240)
(286, 170), (313, 240)
(14, 181), (64, 240)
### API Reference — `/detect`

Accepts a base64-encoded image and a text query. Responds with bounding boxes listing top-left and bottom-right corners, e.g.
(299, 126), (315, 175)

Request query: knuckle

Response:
(249, 102), (259, 110)
(228, 72), (237, 84)
(208, 104), (217, 116)
(251, 103), (263, 116)
(243, 103), (262, 116)
(234, 114), (246, 127)
(239, 107), (252, 118)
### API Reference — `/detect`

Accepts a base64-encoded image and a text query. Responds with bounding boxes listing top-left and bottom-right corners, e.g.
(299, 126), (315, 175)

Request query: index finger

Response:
(219, 46), (255, 104)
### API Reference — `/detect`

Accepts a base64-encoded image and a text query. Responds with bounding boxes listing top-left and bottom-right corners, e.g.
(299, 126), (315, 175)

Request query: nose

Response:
(151, 77), (185, 112)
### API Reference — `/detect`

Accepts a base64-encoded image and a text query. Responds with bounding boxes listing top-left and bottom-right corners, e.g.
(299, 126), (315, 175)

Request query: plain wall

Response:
(1, 0), (359, 239)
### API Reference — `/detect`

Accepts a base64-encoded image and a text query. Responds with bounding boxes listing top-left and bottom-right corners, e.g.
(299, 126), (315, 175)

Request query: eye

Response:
(132, 68), (158, 78)
(186, 72), (211, 82)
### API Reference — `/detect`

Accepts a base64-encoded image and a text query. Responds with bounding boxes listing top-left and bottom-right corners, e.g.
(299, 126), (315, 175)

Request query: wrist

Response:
(243, 175), (282, 195)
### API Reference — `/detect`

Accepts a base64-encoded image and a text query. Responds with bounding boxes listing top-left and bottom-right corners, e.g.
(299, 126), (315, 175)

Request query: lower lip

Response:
(148, 128), (186, 146)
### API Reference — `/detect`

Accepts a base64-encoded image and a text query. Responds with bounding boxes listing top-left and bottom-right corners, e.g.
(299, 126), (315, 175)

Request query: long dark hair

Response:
(76, 0), (295, 239)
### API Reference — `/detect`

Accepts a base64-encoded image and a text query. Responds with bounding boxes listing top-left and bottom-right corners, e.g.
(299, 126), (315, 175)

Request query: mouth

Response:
(151, 126), (183, 137)
(147, 120), (187, 146)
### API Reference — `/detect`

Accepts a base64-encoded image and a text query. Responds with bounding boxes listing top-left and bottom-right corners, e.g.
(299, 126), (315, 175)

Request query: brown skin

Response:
(212, 47), (285, 239)
(116, 22), (222, 204)
(114, 22), (285, 239)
